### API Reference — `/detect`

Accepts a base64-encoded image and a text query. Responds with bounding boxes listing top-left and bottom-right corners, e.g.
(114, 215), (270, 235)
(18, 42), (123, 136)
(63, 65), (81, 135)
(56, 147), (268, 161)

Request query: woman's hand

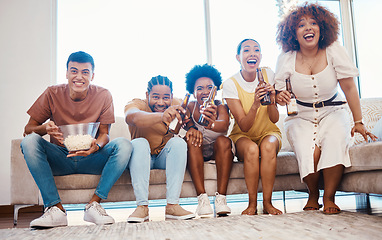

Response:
(351, 123), (378, 142)
(200, 104), (217, 129)
(253, 85), (264, 108)
(185, 128), (203, 147)
(276, 90), (291, 106)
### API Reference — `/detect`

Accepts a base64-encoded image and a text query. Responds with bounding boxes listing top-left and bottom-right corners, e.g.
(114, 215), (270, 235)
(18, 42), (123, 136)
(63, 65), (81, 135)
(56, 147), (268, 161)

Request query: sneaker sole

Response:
(30, 223), (67, 229)
(84, 216), (115, 225)
(165, 213), (195, 220)
(127, 216), (149, 223)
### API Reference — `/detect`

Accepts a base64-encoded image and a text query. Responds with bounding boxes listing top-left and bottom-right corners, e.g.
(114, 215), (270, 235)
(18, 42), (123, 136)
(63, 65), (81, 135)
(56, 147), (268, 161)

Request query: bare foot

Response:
(303, 198), (320, 211)
(323, 200), (341, 214)
(241, 206), (258, 215)
(263, 202), (282, 215)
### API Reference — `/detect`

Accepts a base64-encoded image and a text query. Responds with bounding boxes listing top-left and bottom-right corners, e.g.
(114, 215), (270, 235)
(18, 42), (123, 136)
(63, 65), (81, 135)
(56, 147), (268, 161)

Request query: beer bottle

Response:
(256, 68), (272, 105)
(286, 78), (298, 116)
(169, 93), (191, 134)
(198, 86), (217, 126)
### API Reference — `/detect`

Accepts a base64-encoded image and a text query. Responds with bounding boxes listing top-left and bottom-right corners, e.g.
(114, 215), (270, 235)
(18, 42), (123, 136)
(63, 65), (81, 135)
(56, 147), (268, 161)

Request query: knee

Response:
(110, 137), (133, 157)
(214, 136), (232, 151)
(168, 137), (187, 150)
(131, 138), (150, 155)
(20, 133), (43, 152)
(246, 142), (259, 156)
(260, 141), (277, 156)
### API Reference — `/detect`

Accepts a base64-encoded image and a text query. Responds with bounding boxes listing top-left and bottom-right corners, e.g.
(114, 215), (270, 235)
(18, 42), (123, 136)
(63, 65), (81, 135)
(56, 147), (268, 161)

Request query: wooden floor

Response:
(1, 192), (381, 229)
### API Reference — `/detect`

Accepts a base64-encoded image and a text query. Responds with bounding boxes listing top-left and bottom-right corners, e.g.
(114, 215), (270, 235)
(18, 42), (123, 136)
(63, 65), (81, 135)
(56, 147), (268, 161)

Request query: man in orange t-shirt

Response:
(124, 75), (196, 223)
(21, 51), (132, 228)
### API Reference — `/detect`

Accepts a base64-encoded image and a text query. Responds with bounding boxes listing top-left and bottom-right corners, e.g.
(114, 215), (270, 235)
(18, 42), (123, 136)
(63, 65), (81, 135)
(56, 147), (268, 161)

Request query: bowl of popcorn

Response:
(59, 122), (100, 151)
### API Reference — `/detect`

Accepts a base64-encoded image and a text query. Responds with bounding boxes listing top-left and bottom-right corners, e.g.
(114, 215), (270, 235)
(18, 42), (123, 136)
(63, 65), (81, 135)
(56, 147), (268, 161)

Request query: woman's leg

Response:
(186, 137), (205, 195)
(236, 137), (259, 215)
(302, 145), (321, 210)
(322, 164), (344, 214)
(259, 135), (282, 215)
(214, 136), (234, 195)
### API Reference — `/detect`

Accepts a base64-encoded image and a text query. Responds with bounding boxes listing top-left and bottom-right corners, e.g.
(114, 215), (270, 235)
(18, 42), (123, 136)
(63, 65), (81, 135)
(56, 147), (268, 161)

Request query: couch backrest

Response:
(109, 98), (382, 149)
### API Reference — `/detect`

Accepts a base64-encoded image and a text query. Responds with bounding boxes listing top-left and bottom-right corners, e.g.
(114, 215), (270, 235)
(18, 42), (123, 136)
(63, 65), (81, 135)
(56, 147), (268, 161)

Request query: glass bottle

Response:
(286, 78), (298, 116)
(169, 93), (191, 134)
(198, 86), (217, 126)
(256, 68), (272, 105)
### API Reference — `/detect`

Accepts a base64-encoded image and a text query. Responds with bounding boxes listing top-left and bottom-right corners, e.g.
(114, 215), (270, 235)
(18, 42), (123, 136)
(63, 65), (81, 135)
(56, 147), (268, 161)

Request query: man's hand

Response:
(162, 105), (186, 125)
(185, 128), (203, 147)
(67, 139), (98, 157)
(45, 121), (64, 144)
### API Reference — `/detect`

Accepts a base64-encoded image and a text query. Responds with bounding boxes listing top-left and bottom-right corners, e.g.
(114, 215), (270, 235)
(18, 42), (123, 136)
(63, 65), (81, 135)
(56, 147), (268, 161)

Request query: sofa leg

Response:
(355, 193), (371, 214)
(283, 191), (287, 213)
(13, 204), (34, 226)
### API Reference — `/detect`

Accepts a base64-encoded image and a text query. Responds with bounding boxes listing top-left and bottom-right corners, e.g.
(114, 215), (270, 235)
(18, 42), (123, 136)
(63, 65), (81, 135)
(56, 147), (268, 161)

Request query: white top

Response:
(222, 68), (275, 100)
(274, 41), (359, 181)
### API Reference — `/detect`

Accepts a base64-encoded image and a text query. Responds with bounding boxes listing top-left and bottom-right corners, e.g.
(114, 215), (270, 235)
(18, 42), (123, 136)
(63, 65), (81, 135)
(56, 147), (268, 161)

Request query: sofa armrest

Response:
(10, 139), (40, 205)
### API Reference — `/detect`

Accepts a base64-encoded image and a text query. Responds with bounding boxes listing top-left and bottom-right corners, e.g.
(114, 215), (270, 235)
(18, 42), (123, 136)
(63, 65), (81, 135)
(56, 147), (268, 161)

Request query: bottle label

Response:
(287, 99), (298, 115)
(169, 118), (179, 131)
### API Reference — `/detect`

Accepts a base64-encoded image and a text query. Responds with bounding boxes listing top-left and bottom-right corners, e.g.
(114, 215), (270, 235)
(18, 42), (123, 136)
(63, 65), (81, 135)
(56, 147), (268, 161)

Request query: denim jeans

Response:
(129, 137), (187, 206)
(20, 133), (132, 208)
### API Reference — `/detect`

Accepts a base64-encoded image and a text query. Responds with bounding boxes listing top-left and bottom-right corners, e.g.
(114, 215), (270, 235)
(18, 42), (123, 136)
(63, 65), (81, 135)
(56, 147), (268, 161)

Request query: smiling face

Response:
(146, 84), (173, 112)
(296, 15), (320, 50)
(236, 40), (262, 76)
(194, 77), (215, 106)
(66, 61), (94, 101)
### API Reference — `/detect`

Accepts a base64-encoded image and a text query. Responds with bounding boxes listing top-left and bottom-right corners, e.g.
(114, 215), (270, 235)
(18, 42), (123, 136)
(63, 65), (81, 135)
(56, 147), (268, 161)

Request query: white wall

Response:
(0, 0), (56, 205)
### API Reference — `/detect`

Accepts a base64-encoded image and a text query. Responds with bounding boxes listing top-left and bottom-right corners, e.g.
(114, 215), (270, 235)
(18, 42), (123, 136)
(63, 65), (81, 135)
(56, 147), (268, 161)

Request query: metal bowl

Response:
(59, 122), (100, 151)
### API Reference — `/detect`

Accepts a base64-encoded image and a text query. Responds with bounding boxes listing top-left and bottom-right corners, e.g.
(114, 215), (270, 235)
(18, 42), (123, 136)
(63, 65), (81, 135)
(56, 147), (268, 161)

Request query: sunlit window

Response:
(57, 0), (206, 117)
(352, 0), (382, 98)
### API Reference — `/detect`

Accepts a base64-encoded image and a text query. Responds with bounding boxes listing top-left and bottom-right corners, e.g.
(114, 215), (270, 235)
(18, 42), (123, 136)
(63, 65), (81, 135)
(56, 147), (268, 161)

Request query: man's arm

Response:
(24, 117), (63, 142)
(125, 107), (164, 127)
(125, 106), (185, 128)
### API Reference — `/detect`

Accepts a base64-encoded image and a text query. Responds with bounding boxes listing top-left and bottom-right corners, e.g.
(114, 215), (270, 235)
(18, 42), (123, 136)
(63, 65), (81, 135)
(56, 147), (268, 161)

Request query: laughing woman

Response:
(222, 39), (282, 215)
(274, 3), (377, 214)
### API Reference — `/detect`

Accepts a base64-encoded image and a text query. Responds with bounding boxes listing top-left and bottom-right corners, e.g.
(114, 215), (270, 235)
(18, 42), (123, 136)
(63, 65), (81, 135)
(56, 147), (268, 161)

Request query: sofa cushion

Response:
(345, 141), (382, 173)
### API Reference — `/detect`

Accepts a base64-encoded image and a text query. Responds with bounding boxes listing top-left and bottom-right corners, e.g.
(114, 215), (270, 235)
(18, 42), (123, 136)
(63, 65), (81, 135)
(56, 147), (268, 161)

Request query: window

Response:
(209, 0), (280, 80)
(352, 0), (382, 98)
(57, 0), (206, 116)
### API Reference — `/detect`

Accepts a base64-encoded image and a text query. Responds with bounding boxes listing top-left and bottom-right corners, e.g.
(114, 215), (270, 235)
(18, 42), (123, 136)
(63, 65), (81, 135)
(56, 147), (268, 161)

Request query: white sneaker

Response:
(214, 192), (231, 216)
(195, 193), (213, 216)
(30, 206), (68, 228)
(84, 201), (115, 225)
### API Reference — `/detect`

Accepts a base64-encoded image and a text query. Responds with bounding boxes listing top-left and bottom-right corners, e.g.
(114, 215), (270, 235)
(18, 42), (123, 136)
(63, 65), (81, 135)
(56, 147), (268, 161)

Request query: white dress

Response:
(274, 41), (359, 181)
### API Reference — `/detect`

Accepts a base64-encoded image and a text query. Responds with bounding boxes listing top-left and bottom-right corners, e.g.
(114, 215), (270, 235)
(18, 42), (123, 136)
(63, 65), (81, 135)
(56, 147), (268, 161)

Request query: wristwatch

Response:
(96, 143), (102, 151)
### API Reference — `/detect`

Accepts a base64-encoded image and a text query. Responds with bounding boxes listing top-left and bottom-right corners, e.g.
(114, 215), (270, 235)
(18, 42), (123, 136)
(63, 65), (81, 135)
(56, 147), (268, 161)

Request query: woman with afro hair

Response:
(184, 64), (234, 217)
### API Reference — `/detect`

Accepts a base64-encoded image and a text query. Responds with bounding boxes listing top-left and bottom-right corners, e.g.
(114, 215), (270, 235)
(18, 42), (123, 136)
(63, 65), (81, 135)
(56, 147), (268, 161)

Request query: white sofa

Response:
(10, 98), (382, 224)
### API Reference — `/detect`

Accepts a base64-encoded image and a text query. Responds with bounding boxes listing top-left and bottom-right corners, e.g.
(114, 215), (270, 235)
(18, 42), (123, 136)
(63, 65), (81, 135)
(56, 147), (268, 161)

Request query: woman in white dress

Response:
(274, 3), (377, 214)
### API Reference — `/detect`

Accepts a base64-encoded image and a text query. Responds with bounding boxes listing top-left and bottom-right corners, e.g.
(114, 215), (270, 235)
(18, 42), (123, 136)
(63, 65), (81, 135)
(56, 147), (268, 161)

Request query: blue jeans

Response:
(20, 133), (132, 208)
(129, 137), (187, 206)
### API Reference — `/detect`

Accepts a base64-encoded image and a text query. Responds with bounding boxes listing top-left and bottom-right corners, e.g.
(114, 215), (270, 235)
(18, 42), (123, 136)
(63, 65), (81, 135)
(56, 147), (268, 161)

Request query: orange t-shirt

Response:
(27, 84), (115, 145)
(124, 98), (181, 155)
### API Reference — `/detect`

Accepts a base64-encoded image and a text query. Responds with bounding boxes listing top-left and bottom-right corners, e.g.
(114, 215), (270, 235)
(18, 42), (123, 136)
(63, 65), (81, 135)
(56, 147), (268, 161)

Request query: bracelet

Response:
(354, 120), (363, 125)
(189, 125), (198, 130)
(210, 123), (215, 129)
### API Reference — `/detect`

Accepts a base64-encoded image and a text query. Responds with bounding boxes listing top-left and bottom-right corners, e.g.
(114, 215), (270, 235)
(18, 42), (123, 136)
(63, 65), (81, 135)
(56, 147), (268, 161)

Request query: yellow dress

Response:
(226, 69), (281, 151)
